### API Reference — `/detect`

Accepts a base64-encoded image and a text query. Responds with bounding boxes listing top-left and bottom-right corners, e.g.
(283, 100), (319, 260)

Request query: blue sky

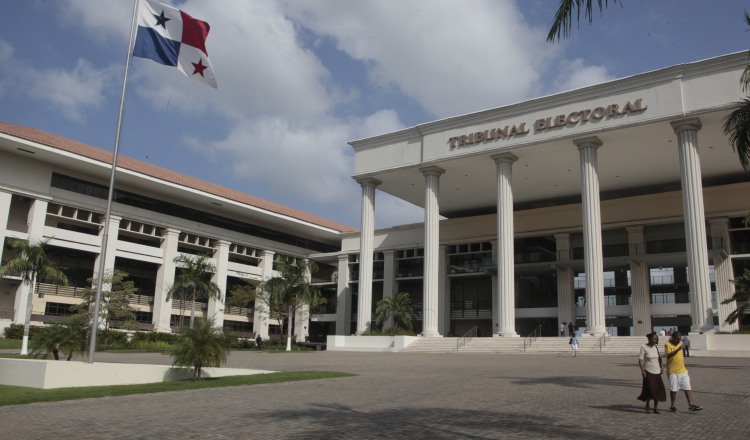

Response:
(1, 0), (748, 229)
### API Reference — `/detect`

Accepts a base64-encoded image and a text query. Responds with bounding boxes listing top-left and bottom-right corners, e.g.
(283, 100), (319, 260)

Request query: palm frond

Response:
(547, 0), (621, 42)
(722, 97), (750, 169)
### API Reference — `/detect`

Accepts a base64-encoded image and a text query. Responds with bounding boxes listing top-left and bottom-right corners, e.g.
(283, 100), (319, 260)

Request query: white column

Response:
(14, 198), (48, 324)
(94, 215), (121, 279)
(255, 250), (274, 339)
(153, 228), (179, 332)
(490, 153), (518, 337)
(382, 250), (396, 329)
(574, 137), (606, 335)
(207, 240), (229, 328)
(490, 240), (498, 335)
(0, 191), (12, 258)
(555, 233), (575, 329)
(355, 177), (380, 335)
(709, 218), (739, 333)
(294, 259), (313, 342)
(419, 166), (444, 337)
(628, 226), (652, 336)
(335, 254), (351, 335)
(671, 118), (714, 333)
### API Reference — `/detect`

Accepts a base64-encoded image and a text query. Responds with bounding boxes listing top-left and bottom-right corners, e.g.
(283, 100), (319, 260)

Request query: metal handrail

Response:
(593, 328), (612, 352)
(523, 325), (543, 352)
(456, 326), (478, 351)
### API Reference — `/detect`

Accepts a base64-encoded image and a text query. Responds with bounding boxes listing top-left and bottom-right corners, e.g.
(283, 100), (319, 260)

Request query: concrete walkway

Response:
(1, 350), (748, 439)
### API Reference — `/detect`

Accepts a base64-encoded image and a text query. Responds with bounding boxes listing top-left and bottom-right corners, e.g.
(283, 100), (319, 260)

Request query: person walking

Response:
(682, 334), (690, 357)
(569, 335), (579, 357)
(637, 332), (666, 413)
(665, 331), (702, 412)
(255, 334), (263, 352)
(560, 322), (565, 337)
(568, 321), (575, 337)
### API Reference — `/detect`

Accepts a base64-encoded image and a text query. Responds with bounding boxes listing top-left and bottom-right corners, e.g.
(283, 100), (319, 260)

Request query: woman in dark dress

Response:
(637, 332), (667, 413)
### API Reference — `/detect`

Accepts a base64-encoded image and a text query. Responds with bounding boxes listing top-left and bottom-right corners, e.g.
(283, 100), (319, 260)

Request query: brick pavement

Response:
(1, 351), (747, 439)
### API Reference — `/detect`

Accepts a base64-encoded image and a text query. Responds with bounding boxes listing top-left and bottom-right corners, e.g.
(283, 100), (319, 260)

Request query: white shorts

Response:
(668, 373), (691, 392)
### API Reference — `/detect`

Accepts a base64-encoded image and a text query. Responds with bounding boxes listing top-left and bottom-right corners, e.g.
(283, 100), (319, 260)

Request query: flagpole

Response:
(87, 0), (141, 364)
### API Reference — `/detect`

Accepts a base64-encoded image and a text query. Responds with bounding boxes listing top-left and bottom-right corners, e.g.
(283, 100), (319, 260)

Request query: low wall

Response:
(689, 333), (750, 358)
(0, 358), (276, 389)
(326, 335), (419, 352)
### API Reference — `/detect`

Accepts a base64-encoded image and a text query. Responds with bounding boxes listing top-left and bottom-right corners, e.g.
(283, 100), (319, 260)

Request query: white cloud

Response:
(27, 59), (116, 122)
(552, 59), (615, 93)
(283, 0), (560, 118)
(0, 38), (114, 123)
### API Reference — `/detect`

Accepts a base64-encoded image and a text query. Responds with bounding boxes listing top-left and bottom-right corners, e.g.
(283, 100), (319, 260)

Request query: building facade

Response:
(341, 52), (750, 338)
(0, 122), (354, 341)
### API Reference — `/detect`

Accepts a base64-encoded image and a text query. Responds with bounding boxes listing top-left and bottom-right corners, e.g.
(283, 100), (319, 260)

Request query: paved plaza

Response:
(1, 350), (748, 439)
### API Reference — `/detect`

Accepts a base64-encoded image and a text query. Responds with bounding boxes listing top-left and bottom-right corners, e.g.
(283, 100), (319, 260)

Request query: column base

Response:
(421, 330), (442, 337)
(495, 332), (520, 338)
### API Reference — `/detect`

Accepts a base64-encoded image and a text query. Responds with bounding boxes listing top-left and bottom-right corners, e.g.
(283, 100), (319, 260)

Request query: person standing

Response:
(637, 333), (666, 413)
(568, 321), (575, 337)
(255, 334), (263, 352)
(682, 334), (690, 357)
(560, 322), (565, 337)
(665, 331), (702, 412)
(569, 335), (579, 357)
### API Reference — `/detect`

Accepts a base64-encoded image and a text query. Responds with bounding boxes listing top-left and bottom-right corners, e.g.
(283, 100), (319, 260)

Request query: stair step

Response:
(401, 336), (646, 354)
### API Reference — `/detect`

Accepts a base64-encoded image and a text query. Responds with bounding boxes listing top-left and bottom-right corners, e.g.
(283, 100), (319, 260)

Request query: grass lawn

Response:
(0, 371), (354, 406)
(0, 339), (21, 349)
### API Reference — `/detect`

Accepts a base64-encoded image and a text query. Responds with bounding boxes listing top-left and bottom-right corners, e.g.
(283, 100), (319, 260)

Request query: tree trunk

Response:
(21, 275), (36, 356)
(190, 289), (196, 328)
(286, 305), (293, 351)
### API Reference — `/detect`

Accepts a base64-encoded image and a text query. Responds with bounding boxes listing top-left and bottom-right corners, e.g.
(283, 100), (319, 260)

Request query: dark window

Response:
(51, 173), (337, 253)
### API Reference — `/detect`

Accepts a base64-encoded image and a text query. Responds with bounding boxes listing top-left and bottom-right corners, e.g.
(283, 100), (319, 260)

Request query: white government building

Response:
(1, 52), (749, 343)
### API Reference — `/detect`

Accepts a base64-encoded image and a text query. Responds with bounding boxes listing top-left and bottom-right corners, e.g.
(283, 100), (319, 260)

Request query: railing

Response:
(523, 325), (543, 352)
(456, 326), (478, 351)
(592, 329), (612, 353)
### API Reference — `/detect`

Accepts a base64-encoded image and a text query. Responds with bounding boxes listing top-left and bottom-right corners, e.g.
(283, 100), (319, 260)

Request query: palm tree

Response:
(375, 291), (414, 332)
(0, 238), (68, 355)
(547, 2), (750, 169)
(170, 316), (231, 379)
(259, 256), (323, 351)
(30, 314), (88, 361)
(167, 254), (222, 329)
(724, 268), (750, 326)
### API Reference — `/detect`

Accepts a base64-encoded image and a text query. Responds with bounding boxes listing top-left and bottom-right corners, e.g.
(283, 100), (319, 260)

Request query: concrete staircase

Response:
(401, 335), (645, 355)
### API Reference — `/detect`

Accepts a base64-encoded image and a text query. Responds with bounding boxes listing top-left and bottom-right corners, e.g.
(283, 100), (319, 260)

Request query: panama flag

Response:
(133, 0), (217, 88)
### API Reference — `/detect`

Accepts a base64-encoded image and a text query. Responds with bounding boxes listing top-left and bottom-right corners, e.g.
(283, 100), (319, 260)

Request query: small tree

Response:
(168, 254), (222, 329)
(30, 315), (88, 361)
(0, 238), (68, 355)
(375, 291), (414, 332)
(259, 257), (324, 351)
(724, 268), (750, 326)
(170, 317), (231, 379)
(71, 270), (139, 333)
(225, 278), (260, 319)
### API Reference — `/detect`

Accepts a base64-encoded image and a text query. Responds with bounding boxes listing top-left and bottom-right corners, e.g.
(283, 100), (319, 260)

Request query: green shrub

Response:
(130, 331), (180, 345)
(3, 323), (44, 339)
(97, 329), (130, 347)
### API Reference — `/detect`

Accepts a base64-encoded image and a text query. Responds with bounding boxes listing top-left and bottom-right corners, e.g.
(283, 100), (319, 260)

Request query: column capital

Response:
(708, 217), (729, 227)
(490, 152), (518, 165)
(354, 176), (382, 187)
(573, 136), (603, 151)
(670, 117), (702, 134)
(337, 253), (350, 263)
(626, 225), (645, 234)
(418, 165), (446, 177)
